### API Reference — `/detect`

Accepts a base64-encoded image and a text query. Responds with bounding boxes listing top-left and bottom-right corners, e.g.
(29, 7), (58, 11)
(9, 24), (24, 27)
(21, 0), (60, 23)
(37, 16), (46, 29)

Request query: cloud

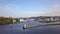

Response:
(51, 4), (60, 15)
(0, 3), (46, 17)
(0, 4), (17, 11)
(0, 3), (60, 18)
(19, 11), (45, 17)
(42, 4), (60, 16)
(52, 4), (60, 12)
(0, 4), (19, 17)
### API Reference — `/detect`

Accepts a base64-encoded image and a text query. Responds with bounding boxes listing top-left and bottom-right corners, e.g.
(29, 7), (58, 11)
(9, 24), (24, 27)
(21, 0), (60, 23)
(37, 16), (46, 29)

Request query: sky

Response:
(0, 0), (60, 18)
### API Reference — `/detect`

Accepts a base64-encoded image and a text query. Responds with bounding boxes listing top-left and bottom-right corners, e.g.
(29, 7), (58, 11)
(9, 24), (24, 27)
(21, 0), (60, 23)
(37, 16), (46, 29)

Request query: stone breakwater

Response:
(23, 23), (60, 29)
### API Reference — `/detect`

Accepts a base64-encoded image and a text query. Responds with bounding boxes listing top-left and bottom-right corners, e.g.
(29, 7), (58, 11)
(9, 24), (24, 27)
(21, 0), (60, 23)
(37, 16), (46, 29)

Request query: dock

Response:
(23, 23), (60, 29)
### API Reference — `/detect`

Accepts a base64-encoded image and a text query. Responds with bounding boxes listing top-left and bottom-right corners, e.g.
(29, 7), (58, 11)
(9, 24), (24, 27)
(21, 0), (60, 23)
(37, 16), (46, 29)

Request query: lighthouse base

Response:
(23, 27), (26, 29)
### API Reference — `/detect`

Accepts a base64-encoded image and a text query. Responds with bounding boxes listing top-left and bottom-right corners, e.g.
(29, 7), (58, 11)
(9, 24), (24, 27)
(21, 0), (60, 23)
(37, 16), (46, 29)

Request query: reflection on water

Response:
(0, 21), (60, 34)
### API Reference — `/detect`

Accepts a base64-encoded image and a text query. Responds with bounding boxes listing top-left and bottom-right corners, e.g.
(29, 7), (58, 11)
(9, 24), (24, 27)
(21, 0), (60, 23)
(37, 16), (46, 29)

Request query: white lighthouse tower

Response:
(23, 24), (26, 29)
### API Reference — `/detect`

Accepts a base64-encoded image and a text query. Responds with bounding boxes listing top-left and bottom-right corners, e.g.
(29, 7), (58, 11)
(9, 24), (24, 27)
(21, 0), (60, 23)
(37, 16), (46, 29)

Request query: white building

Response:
(28, 19), (35, 22)
(20, 19), (25, 22)
(13, 19), (16, 23)
(44, 19), (50, 21)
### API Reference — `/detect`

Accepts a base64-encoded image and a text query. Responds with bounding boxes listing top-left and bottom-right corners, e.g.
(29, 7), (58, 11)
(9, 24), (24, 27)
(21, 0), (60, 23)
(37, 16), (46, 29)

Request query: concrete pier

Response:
(23, 23), (60, 29)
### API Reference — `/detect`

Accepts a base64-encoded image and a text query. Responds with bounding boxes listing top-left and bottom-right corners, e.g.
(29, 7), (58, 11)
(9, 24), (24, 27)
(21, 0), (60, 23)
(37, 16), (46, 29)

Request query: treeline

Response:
(0, 16), (13, 25)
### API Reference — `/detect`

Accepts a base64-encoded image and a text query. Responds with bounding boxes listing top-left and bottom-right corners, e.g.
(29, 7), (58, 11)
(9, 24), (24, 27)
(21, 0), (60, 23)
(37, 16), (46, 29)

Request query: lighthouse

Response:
(23, 24), (26, 29)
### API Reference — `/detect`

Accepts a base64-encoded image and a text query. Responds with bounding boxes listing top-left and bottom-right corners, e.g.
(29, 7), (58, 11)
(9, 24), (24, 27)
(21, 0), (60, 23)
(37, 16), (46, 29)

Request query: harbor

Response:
(0, 0), (60, 34)
(0, 21), (60, 34)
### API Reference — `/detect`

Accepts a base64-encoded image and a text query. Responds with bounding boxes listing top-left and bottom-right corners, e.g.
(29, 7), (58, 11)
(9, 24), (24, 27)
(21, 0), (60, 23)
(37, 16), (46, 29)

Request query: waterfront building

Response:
(29, 19), (35, 21)
(20, 19), (25, 22)
(44, 18), (50, 21)
(13, 19), (16, 23)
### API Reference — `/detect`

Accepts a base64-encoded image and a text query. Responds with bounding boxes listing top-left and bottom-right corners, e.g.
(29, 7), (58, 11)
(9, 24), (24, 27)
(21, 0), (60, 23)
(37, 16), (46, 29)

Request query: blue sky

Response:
(0, 0), (60, 18)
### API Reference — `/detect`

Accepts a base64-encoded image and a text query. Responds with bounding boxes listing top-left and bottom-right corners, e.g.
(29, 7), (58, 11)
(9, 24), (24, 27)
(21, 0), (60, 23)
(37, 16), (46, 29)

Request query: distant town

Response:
(0, 16), (60, 25)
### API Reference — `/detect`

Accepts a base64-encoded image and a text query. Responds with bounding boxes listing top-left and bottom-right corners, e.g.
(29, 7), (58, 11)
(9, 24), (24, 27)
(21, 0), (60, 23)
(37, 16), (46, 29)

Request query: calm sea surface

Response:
(0, 21), (60, 34)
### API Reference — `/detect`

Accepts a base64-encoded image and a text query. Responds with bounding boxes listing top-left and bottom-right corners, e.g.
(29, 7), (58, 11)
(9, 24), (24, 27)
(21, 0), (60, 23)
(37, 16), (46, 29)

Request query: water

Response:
(0, 21), (60, 34)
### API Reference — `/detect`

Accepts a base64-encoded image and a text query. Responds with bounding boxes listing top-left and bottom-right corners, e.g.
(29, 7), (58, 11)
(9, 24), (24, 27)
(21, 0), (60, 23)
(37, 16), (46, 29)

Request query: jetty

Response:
(23, 23), (60, 29)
